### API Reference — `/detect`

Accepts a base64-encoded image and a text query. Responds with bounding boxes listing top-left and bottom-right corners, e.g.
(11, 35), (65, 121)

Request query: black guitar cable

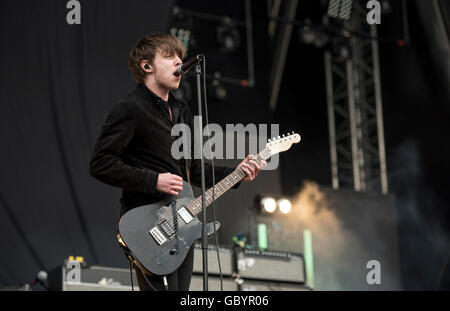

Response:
(141, 267), (160, 291)
(129, 260), (134, 291)
(202, 57), (224, 291)
(127, 255), (159, 291)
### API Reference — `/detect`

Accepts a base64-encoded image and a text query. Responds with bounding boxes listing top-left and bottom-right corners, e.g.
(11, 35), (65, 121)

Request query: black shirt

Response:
(89, 83), (237, 217)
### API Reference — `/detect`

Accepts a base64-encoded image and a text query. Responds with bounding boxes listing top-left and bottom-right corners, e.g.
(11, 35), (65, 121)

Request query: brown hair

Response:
(128, 33), (185, 83)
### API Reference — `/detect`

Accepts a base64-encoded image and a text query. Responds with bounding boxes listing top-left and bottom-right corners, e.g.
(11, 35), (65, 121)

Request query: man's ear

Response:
(141, 61), (152, 73)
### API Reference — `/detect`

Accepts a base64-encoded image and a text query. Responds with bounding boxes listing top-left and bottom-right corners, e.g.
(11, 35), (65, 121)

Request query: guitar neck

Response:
(186, 148), (272, 216)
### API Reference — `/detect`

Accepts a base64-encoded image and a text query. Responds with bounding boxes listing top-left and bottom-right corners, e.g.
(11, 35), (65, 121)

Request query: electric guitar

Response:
(117, 132), (301, 276)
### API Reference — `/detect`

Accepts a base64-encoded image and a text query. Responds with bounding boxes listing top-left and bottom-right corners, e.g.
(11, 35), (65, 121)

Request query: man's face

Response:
(150, 49), (182, 91)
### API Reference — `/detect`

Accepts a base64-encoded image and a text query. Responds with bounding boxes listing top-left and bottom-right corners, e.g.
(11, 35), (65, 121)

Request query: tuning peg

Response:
(282, 134), (285, 138)
(277, 136), (280, 139)
(268, 138), (271, 142)
(273, 137), (276, 140)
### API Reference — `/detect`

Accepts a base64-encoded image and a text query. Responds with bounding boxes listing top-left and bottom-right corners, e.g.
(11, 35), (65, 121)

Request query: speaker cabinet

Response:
(241, 279), (311, 291)
(237, 249), (305, 284)
(189, 274), (237, 291)
(192, 244), (234, 276)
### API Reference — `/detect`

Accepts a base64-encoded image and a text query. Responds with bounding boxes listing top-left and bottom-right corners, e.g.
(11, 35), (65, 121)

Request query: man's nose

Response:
(175, 56), (182, 66)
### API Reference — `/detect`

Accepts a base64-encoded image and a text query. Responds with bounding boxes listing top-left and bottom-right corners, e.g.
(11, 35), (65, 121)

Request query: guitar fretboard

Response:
(186, 148), (272, 216)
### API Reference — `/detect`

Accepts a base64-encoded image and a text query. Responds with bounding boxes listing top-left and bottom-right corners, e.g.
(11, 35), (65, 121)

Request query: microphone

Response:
(174, 54), (204, 76)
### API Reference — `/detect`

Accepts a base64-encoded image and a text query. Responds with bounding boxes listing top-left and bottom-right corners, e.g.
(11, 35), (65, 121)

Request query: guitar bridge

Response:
(149, 217), (178, 245)
(157, 218), (176, 238)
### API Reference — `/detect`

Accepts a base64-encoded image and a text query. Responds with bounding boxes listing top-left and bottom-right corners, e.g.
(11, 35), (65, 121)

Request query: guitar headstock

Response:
(266, 132), (301, 155)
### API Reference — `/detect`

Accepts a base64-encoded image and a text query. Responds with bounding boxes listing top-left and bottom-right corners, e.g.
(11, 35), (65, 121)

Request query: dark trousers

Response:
(133, 247), (194, 291)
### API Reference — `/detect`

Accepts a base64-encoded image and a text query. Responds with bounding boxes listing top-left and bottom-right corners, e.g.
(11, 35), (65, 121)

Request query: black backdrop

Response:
(0, 0), (175, 286)
(0, 0), (274, 287)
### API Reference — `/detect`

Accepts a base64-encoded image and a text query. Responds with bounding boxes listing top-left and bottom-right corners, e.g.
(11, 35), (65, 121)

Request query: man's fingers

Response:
(241, 164), (255, 180)
(244, 162), (257, 173)
(157, 173), (184, 195)
(174, 174), (183, 181)
(171, 185), (183, 191)
(169, 174), (183, 185)
(261, 160), (267, 169)
(170, 180), (184, 187)
(249, 160), (261, 170)
(239, 155), (265, 182)
(241, 166), (250, 176)
(247, 155), (261, 169)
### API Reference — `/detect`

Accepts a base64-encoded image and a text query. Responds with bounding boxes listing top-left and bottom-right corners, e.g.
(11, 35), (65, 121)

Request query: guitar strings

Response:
(161, 151), (269, 230)
(161, 168), (246, 235)
(160, 133), (294, 228)
(186, 151), (269, 216)
(157, 151), (269, 236)
(152, 154), (261, 230)
(164, 152), (267, 230)
(157, 149), (270, 238)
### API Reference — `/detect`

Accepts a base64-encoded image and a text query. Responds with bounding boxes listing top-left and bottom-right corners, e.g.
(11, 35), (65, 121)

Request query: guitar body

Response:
(118, 182), (220, 276)
(117, 132), (301, 277)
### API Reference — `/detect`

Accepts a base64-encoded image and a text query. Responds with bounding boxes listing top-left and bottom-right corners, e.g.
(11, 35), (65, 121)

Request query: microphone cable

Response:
(201, 56), (224, 291)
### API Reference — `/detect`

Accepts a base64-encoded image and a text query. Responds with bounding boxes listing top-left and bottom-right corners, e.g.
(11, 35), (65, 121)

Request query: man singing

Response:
(89, 33), (264, 291)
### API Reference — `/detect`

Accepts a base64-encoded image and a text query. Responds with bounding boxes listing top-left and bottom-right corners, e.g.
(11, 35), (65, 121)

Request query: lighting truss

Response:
(323, 2), (388, 194)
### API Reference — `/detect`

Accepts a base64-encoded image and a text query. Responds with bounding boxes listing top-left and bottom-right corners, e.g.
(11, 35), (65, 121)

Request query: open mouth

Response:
(173, 71), (181, 77)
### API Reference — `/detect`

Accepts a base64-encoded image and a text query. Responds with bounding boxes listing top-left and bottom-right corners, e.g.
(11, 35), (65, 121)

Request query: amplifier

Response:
(0, 284), (32, 291)
(48, 265), (138, 291)
(241, 279), (311, 291)
(192, 244), (234, 276)
(190, 274), (237, 291)
(237, 249), (305, 284)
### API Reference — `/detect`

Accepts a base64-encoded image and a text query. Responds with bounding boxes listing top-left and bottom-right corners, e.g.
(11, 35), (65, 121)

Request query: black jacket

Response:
(90, 83), (237, 216)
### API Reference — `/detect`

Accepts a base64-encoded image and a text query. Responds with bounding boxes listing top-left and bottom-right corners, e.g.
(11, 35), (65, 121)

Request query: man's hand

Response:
(157, 173), (183, 195)
(237, 155), (267, 182)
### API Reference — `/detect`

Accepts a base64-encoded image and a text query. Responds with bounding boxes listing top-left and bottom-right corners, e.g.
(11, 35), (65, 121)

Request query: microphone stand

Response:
(195, 59), (209, 291)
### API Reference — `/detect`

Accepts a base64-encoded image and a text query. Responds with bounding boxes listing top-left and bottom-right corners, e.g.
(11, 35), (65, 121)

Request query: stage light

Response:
(261, 197), (277, 213)
(212, 79), (227, 100)
(208, 73), (228, 101)
(337, 44), (350, 60)
(327, 0), (354, 21)
(278, 198), (292, 214)
(381, 0), (393, 15)
(216, 19), (241, 53)
(338, 0), (353, 21)
(298, 25), (316, 45)
(257, 223), (268, 250)
(170, 7), (196, 54)
(327, 0), (341, 19)
(170, 27), (192, 53)
(298, 20), (329, 48)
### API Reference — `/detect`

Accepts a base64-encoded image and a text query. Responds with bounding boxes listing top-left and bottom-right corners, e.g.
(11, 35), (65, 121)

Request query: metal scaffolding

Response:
(324, 2), (388, 194)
